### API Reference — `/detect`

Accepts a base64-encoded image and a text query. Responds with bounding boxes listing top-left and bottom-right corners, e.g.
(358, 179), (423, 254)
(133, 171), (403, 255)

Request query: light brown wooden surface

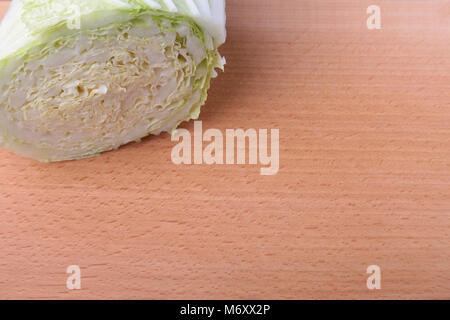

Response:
(0, 0), (449, 299)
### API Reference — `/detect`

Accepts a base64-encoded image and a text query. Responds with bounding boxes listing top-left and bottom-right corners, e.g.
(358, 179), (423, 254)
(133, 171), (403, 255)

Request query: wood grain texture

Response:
(0, 0), (449, 299)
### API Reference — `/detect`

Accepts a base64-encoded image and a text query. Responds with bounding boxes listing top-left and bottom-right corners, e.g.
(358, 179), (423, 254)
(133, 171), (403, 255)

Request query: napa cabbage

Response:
(0, 0), (226, 161)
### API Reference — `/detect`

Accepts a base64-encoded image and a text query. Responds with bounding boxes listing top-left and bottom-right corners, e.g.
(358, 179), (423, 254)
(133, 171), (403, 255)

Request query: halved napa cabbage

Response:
(0, 0), (226, 161)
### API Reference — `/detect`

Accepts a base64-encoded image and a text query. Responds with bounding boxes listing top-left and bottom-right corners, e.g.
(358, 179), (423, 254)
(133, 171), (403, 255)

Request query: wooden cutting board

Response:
(0, 0), (449, 299)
